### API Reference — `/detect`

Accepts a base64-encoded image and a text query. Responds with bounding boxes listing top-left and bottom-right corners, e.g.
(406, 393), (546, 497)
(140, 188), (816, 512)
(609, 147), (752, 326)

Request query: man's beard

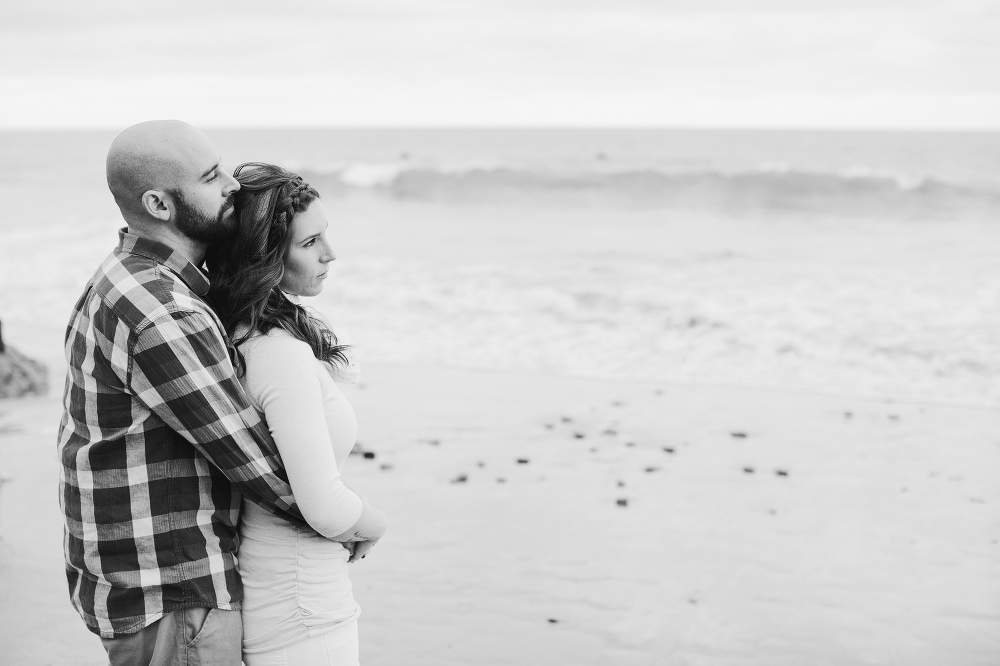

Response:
(171, 191), (237, 245)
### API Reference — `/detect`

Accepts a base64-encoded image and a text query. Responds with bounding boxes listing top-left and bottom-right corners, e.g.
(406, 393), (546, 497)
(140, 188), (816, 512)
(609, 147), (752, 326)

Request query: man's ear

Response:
(141, 190), (171, 221)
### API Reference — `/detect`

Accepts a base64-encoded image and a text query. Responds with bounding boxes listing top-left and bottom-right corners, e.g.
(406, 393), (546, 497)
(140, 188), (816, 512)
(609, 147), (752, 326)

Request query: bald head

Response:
(106, 120), (220, 221)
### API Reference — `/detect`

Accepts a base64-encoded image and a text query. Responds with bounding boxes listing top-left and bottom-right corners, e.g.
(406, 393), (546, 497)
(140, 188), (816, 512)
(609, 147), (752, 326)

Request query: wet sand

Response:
(2, 363), (997, 664)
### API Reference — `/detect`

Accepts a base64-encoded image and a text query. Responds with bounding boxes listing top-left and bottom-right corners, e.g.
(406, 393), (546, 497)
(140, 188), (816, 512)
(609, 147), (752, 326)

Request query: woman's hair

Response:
(206, 162), (349, 376)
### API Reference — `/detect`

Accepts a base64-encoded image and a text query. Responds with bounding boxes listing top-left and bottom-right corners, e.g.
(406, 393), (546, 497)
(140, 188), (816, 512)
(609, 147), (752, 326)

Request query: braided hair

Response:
(206, 162), (349, 376)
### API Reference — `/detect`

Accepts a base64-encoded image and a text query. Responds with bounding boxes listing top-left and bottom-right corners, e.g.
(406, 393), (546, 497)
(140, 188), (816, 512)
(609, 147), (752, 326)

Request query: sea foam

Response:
(305, 162), (1000, 220)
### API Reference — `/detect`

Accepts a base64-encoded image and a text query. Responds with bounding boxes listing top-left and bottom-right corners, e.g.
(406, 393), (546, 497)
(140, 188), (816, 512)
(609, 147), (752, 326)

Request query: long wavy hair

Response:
(206, 162), (349, 376)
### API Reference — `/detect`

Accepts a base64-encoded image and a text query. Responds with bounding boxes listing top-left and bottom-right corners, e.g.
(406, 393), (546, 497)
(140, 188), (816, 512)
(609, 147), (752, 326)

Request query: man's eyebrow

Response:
(200, 162), (220, 180)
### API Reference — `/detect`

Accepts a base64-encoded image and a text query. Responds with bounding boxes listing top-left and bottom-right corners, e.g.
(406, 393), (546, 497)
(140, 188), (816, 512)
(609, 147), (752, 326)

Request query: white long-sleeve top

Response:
(237, 328), (363, 537)
(236, 327), (366, 653)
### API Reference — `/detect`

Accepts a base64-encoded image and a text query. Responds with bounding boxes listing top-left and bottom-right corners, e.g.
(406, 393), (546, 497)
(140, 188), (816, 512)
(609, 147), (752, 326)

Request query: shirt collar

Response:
(117, 228), (211, 296)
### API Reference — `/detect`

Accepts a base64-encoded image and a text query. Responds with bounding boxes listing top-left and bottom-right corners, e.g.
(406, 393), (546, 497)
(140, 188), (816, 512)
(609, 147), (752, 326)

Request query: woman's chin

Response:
(282, 285), (323, 298)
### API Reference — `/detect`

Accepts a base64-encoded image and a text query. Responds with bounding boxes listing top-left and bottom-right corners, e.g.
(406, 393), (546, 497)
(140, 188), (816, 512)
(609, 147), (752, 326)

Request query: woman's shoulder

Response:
(237, 326), (360, 384)
(240, 327), (315, 365)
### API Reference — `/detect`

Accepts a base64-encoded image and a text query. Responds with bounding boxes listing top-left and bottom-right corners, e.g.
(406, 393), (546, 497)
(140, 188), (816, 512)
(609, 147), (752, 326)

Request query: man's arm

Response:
(128, 309), (306, 526)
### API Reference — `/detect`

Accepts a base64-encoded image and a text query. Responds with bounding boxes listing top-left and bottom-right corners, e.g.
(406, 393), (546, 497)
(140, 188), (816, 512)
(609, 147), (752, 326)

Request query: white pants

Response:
(242, 619), (359, 666)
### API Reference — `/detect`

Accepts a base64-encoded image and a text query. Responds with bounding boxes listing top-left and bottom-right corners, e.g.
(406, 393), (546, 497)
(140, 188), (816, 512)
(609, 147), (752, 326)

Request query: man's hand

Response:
(347, 538), (379, 563)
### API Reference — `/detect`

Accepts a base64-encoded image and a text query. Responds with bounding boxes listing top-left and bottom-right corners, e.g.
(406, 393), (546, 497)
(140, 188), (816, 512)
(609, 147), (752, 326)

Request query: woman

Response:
(206, 162), (387, 665)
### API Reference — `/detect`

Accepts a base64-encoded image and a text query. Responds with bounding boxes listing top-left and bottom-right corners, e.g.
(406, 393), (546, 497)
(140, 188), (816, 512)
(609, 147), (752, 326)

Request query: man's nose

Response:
(222, 170), (240, 194)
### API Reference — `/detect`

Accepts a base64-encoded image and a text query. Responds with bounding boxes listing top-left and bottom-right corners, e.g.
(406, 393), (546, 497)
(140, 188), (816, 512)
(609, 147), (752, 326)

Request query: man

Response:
(58, 120), (309, 665)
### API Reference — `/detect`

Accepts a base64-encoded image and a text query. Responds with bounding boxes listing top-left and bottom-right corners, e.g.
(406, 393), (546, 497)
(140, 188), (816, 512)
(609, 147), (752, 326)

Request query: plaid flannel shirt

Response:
(57, 229), (308, 638)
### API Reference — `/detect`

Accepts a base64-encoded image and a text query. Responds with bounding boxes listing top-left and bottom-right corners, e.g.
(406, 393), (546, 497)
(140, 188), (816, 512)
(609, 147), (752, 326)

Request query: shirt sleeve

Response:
(242, 333), (364, 538)
(128, 309), (307, 527)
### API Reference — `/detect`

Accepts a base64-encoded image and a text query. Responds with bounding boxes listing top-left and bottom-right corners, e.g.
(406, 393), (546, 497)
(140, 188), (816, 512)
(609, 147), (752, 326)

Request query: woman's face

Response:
(279, 199), (336, 297)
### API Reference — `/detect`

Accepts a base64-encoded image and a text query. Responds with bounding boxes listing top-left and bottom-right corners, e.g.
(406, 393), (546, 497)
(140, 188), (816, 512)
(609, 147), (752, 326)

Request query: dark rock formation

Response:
(0, 322), (48, 398)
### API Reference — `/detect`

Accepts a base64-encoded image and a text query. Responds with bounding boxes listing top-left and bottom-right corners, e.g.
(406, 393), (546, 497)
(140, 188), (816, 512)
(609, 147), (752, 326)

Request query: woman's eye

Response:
(304, 239), (316, 247)
(207, 173), (218, 182)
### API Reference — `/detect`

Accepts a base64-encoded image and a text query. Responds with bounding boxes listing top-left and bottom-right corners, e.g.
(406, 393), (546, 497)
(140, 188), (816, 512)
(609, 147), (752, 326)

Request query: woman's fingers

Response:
(349, 539), (379, 563)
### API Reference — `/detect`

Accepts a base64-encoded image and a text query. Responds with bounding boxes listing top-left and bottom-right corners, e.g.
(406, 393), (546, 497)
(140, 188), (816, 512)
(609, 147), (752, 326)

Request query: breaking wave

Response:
(304, 162), (1000, 219)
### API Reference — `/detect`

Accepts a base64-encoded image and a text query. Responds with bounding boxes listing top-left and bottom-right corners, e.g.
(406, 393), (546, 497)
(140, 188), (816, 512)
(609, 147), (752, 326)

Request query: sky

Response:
(2, 0), (999, 129)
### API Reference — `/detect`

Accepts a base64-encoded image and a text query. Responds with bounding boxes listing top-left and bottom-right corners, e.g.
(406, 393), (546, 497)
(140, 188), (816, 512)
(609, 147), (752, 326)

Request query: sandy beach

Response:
(2, 361), (998, 665)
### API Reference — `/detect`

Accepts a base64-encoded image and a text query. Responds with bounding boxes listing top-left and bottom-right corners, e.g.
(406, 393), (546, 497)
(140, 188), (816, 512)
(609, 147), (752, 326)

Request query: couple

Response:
(57, 120), (385, 666)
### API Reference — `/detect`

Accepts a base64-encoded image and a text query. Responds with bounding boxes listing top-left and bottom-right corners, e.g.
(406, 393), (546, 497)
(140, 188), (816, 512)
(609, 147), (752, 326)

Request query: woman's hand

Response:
(347, 538), (379, 563)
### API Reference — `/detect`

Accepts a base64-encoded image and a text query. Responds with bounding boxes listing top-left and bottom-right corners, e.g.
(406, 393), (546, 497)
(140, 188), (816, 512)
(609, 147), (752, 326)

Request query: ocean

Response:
(1, 128), (998, 405)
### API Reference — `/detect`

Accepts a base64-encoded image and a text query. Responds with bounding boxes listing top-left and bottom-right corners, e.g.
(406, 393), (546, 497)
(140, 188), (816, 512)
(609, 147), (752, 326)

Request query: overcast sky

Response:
(2, 0), (998, 129)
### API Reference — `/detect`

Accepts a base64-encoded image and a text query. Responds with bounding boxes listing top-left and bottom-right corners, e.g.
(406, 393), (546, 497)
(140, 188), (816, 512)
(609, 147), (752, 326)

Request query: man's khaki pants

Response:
(101, 607), (242, 666)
